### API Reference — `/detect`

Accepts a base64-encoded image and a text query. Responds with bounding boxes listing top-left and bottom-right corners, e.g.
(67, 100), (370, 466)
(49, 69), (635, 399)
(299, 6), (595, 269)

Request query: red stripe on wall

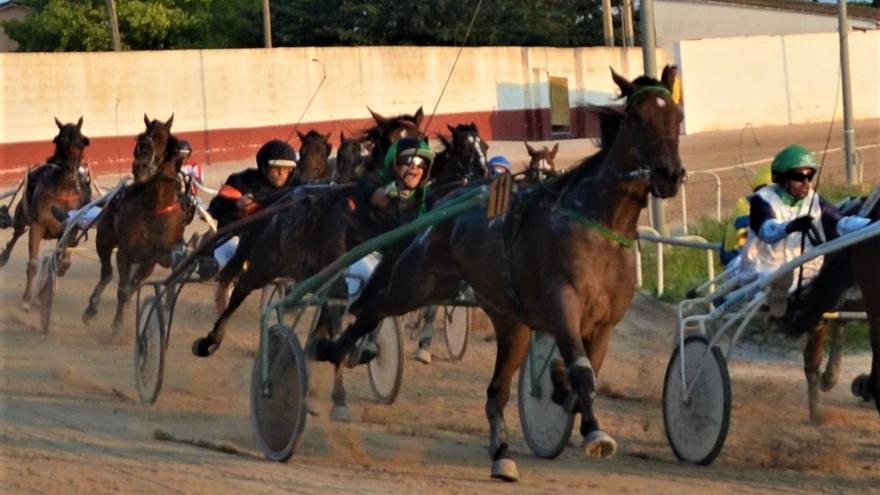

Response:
(1, 108), (600, 182)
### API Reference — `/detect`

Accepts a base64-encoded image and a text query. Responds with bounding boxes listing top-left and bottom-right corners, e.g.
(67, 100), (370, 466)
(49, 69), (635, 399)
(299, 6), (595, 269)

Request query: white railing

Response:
(635, 226), (721, 296)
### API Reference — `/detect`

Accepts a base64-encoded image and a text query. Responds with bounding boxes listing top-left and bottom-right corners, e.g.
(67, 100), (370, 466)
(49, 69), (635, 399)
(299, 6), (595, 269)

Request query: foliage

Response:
(3, 0), (262, 51)
(3, 0), (633, 51)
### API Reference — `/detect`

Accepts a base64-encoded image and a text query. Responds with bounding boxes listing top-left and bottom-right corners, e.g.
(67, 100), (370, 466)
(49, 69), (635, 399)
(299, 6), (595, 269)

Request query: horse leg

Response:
(112, 260), (154, 334)
(0, 208), (26, 268)
(83, 233), (115, 324)
(481, 309), (530, 482)
(804, 321), (828, 423)
(820, 320), (843, 392)
(852, 242), (880, 414)
(21, 224), (44, 310)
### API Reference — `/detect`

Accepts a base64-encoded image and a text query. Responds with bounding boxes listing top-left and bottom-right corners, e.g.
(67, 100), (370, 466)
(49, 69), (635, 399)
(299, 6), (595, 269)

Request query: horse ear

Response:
(550, 143), (559, 158)
(297, 130), (306, 141)
(165, 113), (174, 131)
(660, 64), (677, 93)
(368, 107), (388, 126)
(413, 107), (424, 125)
(610, 67), (634, 98)
(76, 116), (83, 130)
(447, 124), (455, 134)
(339, 130), (346, 142)
(83, 136), (90, 146)
(524, 141), (537, 156)
(325, 142), (332, 157)
(144, 113), (150, 127)
(438, 134), (452, 150)
(54, 117), (63, 129)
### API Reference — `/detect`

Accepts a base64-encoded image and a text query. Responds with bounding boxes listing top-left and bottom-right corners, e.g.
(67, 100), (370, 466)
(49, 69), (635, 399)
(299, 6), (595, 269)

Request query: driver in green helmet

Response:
(739, 144), (870, 289)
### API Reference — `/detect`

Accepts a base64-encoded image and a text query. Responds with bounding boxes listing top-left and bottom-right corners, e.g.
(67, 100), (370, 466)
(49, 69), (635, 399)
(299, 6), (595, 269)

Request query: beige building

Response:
(0, 0), (29, 52)
(655, 0), (880, 53)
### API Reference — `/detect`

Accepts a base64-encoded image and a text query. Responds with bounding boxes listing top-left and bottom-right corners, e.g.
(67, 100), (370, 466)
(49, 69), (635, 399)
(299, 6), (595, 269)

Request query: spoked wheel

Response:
(518, 332), (574, 459)
(368, 317), (405, 405)
(251, 324), (309, 462)
(134, 295), (166, 405)
(260, 283), (289, 326)
(36, 255), (57, 334)
(442, 306), (470, 361)
(663, 335), (731, 465)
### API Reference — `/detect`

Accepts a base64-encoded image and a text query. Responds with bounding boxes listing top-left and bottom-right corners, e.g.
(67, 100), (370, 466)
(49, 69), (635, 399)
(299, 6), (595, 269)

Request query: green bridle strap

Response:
(557, 206), (635, 248)
(625, 86), (671, 111)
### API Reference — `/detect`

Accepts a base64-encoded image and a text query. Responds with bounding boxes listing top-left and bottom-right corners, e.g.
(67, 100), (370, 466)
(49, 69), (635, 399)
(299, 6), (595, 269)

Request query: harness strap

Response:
(49, 192), (81, 204)
(556, 206), (635, 248)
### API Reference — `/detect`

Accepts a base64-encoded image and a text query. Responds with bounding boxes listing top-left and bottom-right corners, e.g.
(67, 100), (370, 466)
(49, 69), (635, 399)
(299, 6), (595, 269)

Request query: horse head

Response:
(51, 116), (90, 170)
(296, 129), (332, 184)
(363, 107), (424, 172)
(611, 65), (685, 199)
(132, 113), (175, 183)
(525, 141), (558, 173)
(335, 131), (367, 183)
(435, 123), (489, 180)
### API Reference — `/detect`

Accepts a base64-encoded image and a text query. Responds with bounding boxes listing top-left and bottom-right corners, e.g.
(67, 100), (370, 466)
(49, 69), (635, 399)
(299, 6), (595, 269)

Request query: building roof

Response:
(669, 0), (880, 22)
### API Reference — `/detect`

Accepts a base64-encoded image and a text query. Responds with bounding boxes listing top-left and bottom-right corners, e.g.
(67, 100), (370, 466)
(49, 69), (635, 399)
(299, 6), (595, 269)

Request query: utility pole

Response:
(262, 0), (273, 48)
(640, 0), (667, 234)
(622, 0), (635, 47)
(837, 0), (857, 184)
(602, 0), (615, 46)
(105, 0), (121, 51)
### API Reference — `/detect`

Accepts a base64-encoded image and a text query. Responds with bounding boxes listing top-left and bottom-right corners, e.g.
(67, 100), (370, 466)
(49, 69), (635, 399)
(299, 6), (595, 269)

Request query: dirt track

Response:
(2, 120), (880, 494)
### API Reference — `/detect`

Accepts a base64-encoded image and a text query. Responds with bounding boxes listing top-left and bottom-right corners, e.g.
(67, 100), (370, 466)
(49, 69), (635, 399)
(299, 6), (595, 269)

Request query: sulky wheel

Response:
(251, 324), (309, 462)
(36, 255), (57, 334)
(368, 317), (405, 405)
(518, 332), (575, 459)
(663, 335), (731, 465)
(134, 295), (167, 405)
(442, 306), (470, 361)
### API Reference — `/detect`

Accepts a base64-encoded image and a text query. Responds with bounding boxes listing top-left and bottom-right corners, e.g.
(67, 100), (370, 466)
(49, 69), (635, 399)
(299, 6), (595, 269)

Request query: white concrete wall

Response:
(678, 31), (880, 133)
(0, 46), (663, 145)
(656, 0), (877, 52)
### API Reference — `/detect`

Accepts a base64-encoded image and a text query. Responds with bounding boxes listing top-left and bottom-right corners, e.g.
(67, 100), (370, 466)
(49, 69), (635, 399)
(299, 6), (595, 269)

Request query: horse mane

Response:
(535, 104), (623, 195)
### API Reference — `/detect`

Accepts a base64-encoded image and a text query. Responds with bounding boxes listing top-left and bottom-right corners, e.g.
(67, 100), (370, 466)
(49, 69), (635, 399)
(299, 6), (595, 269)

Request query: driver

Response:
(739, 145), (870, 293)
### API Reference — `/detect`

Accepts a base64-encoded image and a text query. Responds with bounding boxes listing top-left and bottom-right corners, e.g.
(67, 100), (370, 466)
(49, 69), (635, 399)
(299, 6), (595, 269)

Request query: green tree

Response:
(3, 0), (262, 51)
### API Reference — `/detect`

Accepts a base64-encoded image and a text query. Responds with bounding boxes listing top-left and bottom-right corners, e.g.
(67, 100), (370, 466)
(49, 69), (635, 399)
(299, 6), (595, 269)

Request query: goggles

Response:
(785, 170), (815, 183)
(395, 155), (430, 170)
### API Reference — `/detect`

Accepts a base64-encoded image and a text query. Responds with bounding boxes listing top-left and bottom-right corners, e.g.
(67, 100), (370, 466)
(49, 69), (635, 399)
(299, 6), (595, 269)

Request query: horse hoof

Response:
(306, 399), (320, 417)
(582, 431), (617, 459)
(852, 374), (874, 402)
(414, 347), (432, 364)
(330, 405), (352, 423)
(191, 337), (218, 358)
(82, 310), (97, 325)
(490, 458), (519, 482)
(20, 301), (31, 312)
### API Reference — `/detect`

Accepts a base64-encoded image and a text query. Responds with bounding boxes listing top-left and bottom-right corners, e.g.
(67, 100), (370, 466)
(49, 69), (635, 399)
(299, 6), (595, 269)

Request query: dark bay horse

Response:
(295, 130), (333, 183)
(83, 114), (186, 333)
(312, 68), (685, 481)
(332, 131), (367, 183)
(783, 196), (880, 418)
(432, 123), (490, 190)
(1, 117), (92, 309)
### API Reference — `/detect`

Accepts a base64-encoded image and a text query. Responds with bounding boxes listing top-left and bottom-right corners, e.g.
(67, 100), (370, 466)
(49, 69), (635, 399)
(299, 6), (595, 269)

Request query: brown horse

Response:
(83, 114), (185, 333)
(784, 196), (880, 418)
(295, 130), (333, 183)
(0, 117), (92, 309)
(524, 141), (559, 181)
(311, 68), (685, 481)
(332, 131), (367, 183)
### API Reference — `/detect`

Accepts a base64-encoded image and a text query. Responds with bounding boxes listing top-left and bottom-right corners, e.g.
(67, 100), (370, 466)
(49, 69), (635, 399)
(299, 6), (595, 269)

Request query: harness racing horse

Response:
(524, 141), (559, 181)
(0, 117), (92, 310)
(432, 123), (490, 192)
(295, 130), (333, 183)
(783, 195), (880, 418)
(312, 67), (685, 481)
(332, 131), (367, 183)
(82, 114), (186, 334)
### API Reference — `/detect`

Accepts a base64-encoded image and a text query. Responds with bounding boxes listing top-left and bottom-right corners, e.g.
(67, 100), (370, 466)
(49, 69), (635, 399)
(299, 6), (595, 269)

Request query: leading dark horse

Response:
(783, 195), (880, 418)
(312, 68), (685, 481)
(1, 117), (92, 310)
(83, 114), (186, 334)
